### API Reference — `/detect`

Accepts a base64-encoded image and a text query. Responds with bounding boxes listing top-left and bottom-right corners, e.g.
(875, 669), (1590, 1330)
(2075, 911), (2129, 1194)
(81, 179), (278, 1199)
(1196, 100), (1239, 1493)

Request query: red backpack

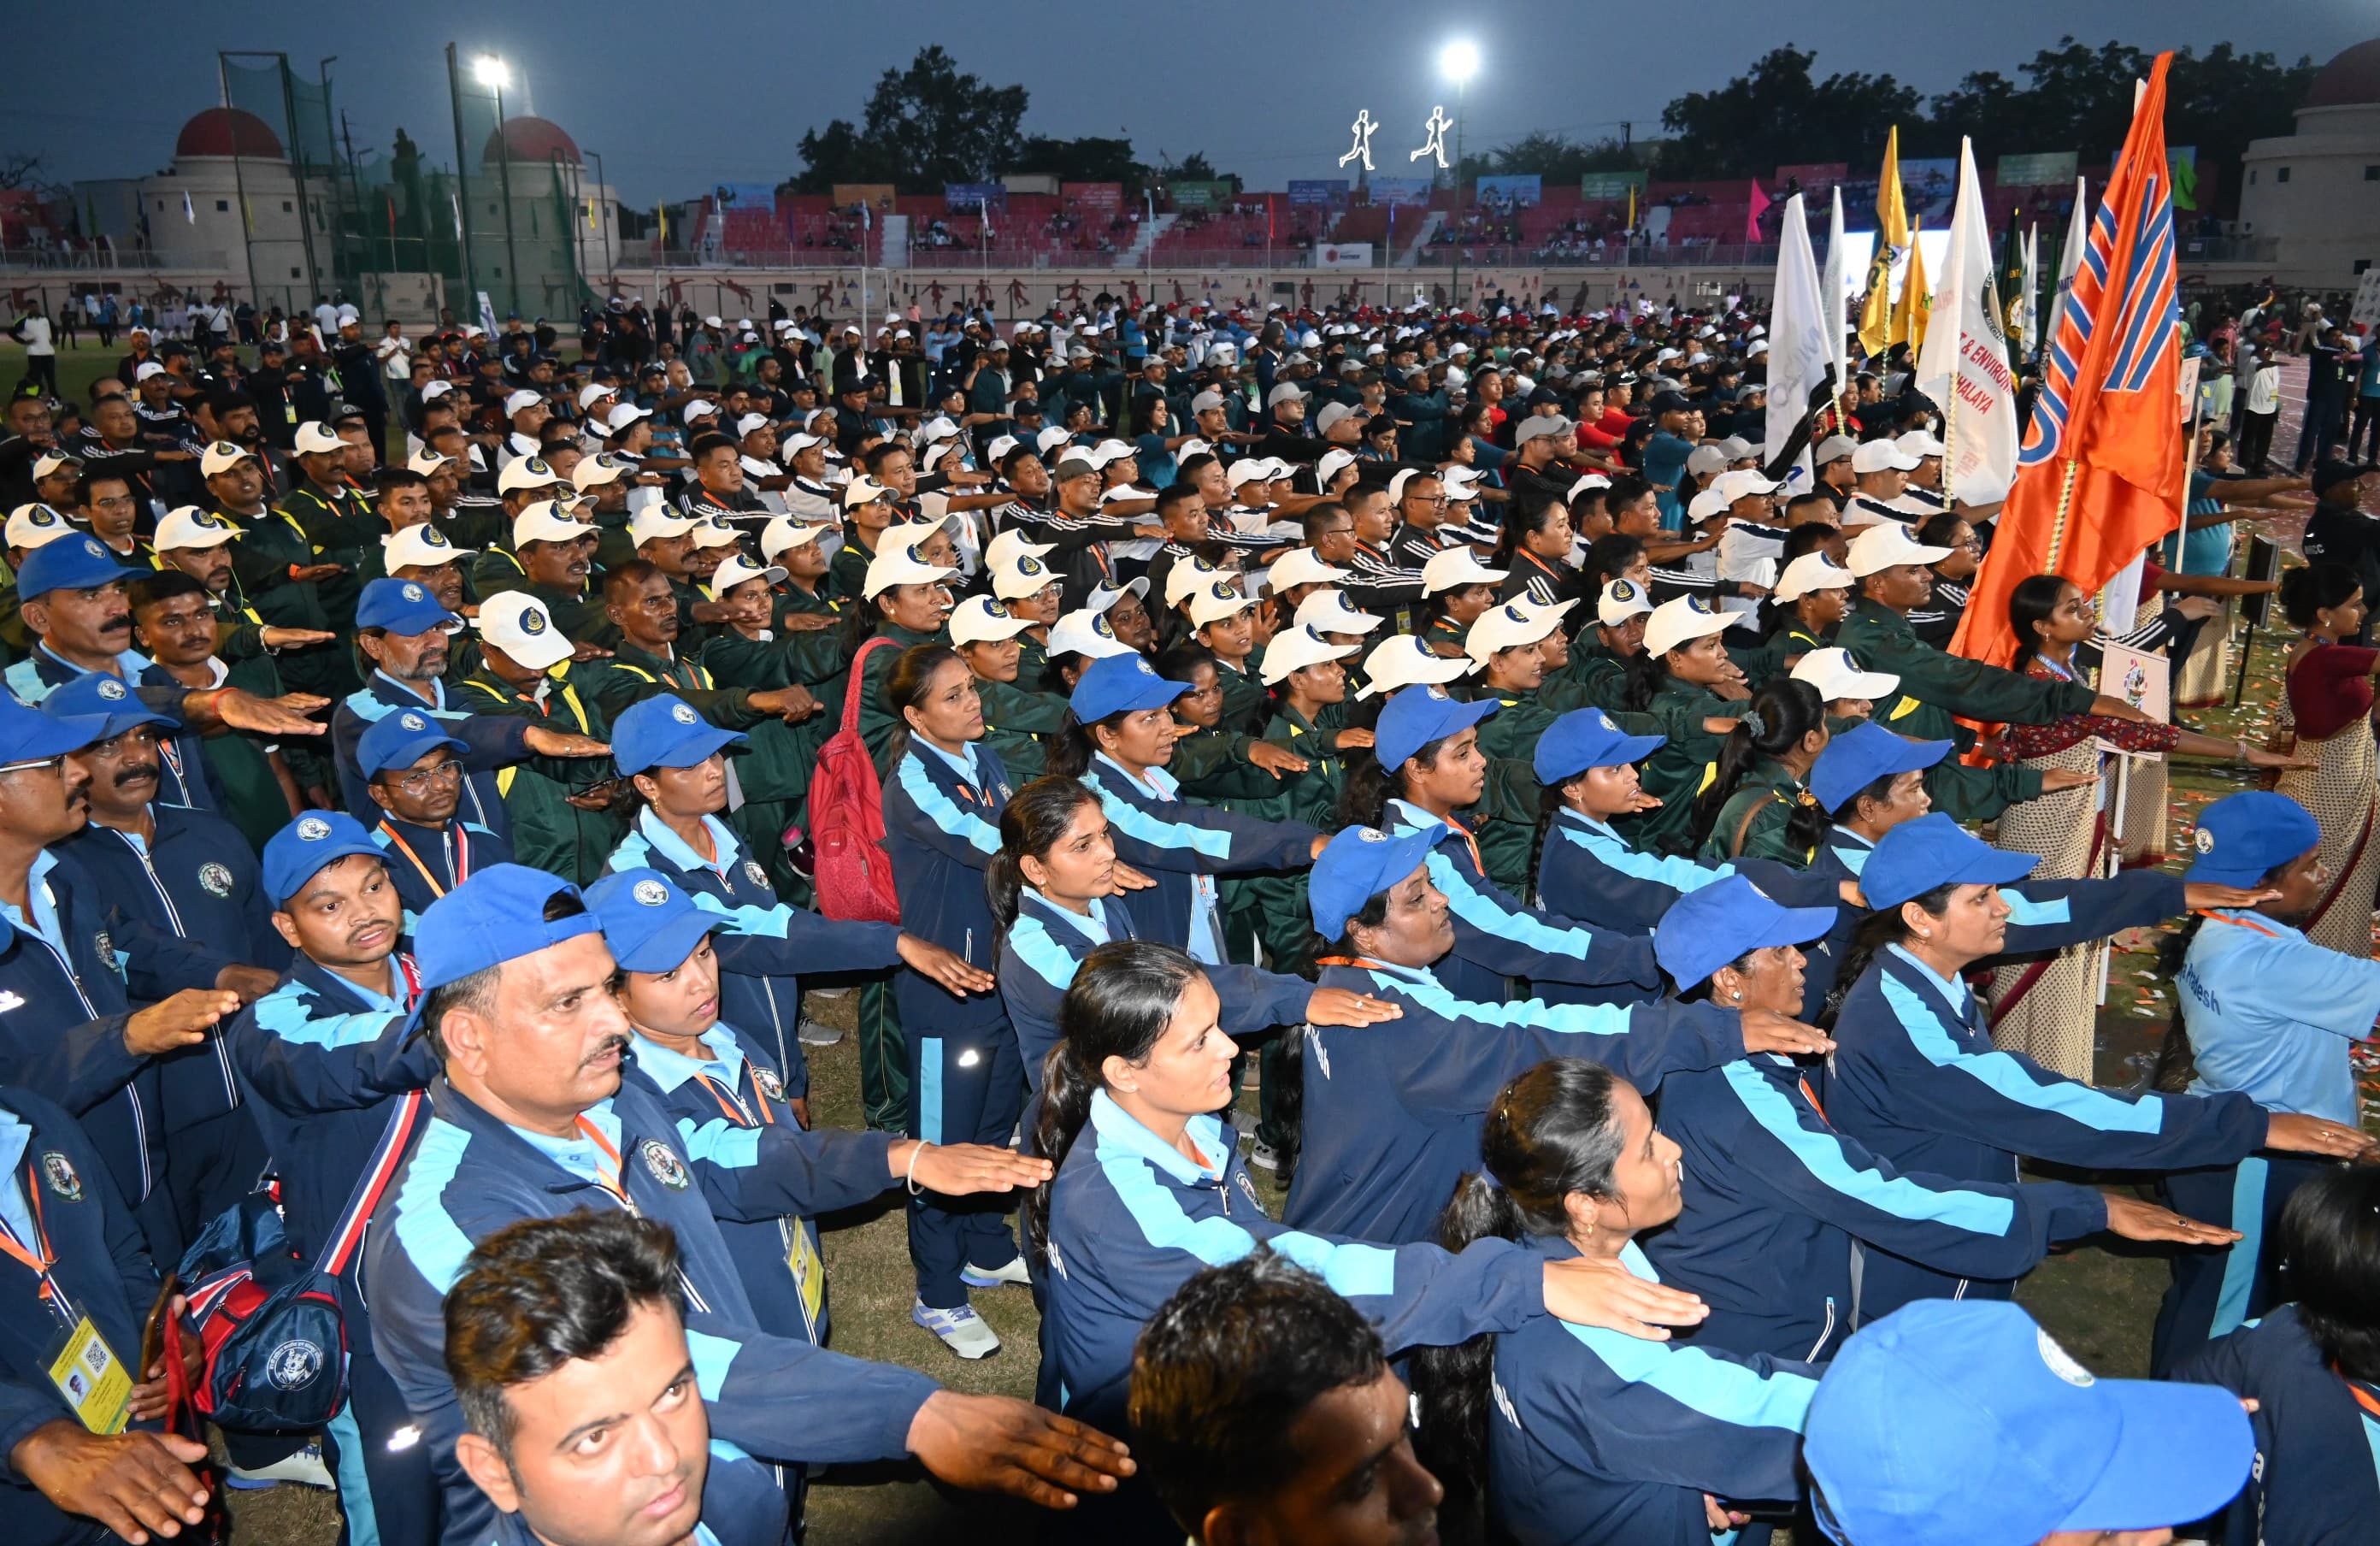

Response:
(809, 635), (902, 923)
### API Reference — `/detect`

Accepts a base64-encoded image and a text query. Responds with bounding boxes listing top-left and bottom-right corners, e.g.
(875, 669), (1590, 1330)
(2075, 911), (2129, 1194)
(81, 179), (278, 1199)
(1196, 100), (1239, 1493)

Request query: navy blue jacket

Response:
(3, 647), (221, 813)
(1080, 752), (1317, 962)
(0, 1089), (167, 1546)
(330, 675), (529, 839)
(2171, 1306), (2380, 1546)
(879, 741), (1015, 1033)
(1535, 807), (1846, 937)
(1288, 959), (1743, 1244)
(364, 811), (515, 933)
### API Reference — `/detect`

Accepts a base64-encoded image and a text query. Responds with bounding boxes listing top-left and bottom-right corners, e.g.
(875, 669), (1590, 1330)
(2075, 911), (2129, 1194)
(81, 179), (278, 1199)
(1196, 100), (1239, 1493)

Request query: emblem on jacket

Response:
(640, 1138), (692, 1190)
(40, 1152), (82, 1201)
(198, 862), (235, 897)
(752, 1066), (785, 1102)
(742, 859), (769, 889)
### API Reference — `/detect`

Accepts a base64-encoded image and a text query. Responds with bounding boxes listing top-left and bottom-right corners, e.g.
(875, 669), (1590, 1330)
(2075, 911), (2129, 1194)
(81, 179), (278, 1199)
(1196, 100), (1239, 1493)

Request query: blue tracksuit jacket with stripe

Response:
(878, 741), (1015, 1033)
(1287, 958), (1743, 1244)
(1647, 1053), (2109, 1360)
(331, 674), (529, 840)
(2171, 1306), (2380, 1546)
(1079, 752), (1317, 963)
(1487, 1236), (1820, 1546)
(998, 889), (1312, 1094)
(1828, 940), (2270, 1321)
(6, 646), (221, 813)
(610, 809), (905, 1095)
(1383, 799), (1663, 1003)
(1535, 807), (1847, 937)
(363, 1075), (938, 1545)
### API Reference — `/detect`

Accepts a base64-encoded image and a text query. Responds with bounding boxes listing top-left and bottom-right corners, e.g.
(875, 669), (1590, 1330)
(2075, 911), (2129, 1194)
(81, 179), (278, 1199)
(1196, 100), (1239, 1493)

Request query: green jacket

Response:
(858, 623), (946, 762)
(1211, 655), (1270, 735)
(1834, 599), (2094, 744)
(274, 481), (375, 622)
(452, 666), (627, 886)
(1818, 711), (2047, 824)
(1472, 687), (1563, 894)
(1540, 646), (1634, 714)
(1623, 682), (1752, 856)
(1699, 758), (1819, 867)
(977, 676), (1068, 782)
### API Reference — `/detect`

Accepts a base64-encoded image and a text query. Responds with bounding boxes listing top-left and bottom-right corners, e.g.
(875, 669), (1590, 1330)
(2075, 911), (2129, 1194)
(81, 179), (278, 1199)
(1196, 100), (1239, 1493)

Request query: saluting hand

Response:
(897, 932), (997, 995)
(893, 1141), (1054, 1195)
(2100, 1191), (2242, 1248)
(1304, 988), (1402, 1028)
(1541, 1255), (1709, 1342)
(257, 627), (336, 651)
(521, 726), (609, 758)
(904, 1390), (1134, 1509)
(1109, 863), (1157, 893)
(1243, 740), (1309, 779)
(2263, 1112), (2379, 1161)
(1737, 1008), (1835, 1058)
(126, 988), (241, 1056)
(2181, 881), (2281, 912)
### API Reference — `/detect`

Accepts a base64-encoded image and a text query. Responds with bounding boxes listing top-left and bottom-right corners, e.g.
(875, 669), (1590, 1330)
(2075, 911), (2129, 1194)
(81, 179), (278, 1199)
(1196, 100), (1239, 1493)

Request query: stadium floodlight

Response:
(472, 55), (511, 90)
(1440, 40), (1481, 85)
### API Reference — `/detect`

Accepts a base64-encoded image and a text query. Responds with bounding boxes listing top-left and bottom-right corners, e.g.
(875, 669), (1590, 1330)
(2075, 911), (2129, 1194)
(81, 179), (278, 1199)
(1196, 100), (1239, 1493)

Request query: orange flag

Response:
(1951, 54), (2184, 668)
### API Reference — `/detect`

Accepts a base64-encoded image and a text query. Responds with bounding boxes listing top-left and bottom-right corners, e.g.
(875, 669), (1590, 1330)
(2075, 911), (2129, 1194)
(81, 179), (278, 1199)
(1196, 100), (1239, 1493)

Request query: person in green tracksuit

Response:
(1792, 645), (2063, 824)
(950, 596), (1064, 781)
(1463, 599), (1580, 894)
(1696, 677), (1833, 866)
(1186, 581), (1273, 733)
(451, 592), (627, 886)
(1616, 596), (1758, 857)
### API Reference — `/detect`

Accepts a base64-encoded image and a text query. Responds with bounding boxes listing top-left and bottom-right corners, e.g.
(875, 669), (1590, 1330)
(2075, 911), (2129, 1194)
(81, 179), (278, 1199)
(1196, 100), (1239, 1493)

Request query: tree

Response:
(1010, 134), (1147, 186)
(791, 46), (1028, 192)
(0, 153), (46, 191)
(1658, 46), (1921, 179)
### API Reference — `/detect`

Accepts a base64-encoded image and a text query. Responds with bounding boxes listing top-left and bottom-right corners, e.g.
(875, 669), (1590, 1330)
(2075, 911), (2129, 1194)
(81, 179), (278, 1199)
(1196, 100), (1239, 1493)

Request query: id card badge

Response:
(45, 1315), (132, 1435)
(786, 1219), (827, 1335)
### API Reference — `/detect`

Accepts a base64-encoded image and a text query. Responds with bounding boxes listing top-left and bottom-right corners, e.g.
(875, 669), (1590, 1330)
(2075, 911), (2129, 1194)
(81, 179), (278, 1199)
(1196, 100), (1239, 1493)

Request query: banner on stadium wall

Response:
(710, 183), (778, 212)
(832, 184), (895, 210)
(1171, 180), (1236, 211)
(1580, 171), (1647, 200)
(1314, 242), (1375, 268)
(944, 183), (1006, 213)
(1288, 180), (1351, 205)
(1476, 175), (1542, 205)
(1840, 157), (1957, 227)
(1368, 176), (1433, 206)
(1772, 163), (1848, 198)
(1996, 151), (2078, 187)
(1063, 181), (1124, 213)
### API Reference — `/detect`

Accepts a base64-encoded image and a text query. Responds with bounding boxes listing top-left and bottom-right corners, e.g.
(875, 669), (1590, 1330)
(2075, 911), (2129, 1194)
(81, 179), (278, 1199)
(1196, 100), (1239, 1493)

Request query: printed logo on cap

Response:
(1425, 685), (1450, 700)
(521, 608), (548, 635)
(987, 600), (1011, 619)
(401, 583), (426, 602)
(2194, 826), (2215, 854)
(97, 679), (126, 701)
(297, 816), (333, 841)
(400, 713), (428, 732)
(670, 703), (698, 725)
(1093, 615), (1115, 638)
(197, 861), (234, 898)
(194, 512), (226, 529)
(1501, 605), (1529, 623)
(1594, 712), (1616, 732)
(640, 1138), (692, 1190)
(524, 457), (551, 477)
(1609, 580), (1635, 600)
(2036, 1328), (2094, 1387)
(632, 878), (669, 906)
(1685, 596), (1712, 614)
(78, 537), (104, 558)
(1357, 827), (1387, 843)
(26, 509), (56, 528)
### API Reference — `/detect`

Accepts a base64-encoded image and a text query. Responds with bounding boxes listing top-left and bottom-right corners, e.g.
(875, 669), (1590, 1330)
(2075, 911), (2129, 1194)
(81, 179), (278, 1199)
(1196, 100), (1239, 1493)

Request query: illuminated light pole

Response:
(1440, 40), (1479, 311)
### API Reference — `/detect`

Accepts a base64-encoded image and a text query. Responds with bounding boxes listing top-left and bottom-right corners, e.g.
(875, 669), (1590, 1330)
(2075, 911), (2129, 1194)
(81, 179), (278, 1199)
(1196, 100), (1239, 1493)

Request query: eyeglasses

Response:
(0, 755), (63, 776)
(386, 760), (464, 798)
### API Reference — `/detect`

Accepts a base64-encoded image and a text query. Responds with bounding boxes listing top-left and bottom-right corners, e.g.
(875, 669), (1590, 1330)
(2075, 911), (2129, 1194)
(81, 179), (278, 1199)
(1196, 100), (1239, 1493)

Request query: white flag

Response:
(1764, 192), (1829, 492)
(2019, 223), (2040, 356)
(1820, 187), (1850, 392)
(2053, 177), (2088, 325)
(451, 192), (465, 240)
(1912, 139), (2018, 501)
(182, 191), (196, 226)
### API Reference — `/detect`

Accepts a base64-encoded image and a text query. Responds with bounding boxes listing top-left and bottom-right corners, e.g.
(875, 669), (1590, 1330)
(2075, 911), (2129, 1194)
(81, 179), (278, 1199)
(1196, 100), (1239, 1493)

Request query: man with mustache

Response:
(330, 577), (609, 833)
(273, 419), (374, 636)
(356, 711), (516, 928)
(365, 865), (1137, 1543)
(209, 433), (347, 699)
(152, 503), (339, 665)
(45, 673), (288, 1239)
(499, 498), (605, 640)
(227, 811), (445, 1544)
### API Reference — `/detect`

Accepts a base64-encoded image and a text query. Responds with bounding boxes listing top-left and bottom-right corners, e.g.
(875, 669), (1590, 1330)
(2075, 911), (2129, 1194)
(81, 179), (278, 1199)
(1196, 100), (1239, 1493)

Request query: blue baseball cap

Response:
(2187, 791), (2318, 888)
(15, 534), (138, 602)
(1307, 823), (1439, 940)
(1375, 683), (1498, 770)
(356, 577), (462, 635)
(356, 709), (470, 779)
(1069, 652), (1187, 723)
(0, 691), (110, 768)
(413, 864), (604, 991)
(1861, 812), (2037, 911)
(1809, 721), (1952, 816)
(610, 694), (746, 776)
(585, 868), (716, 975)
(1805, 1300), (2252, 1546)
(262, 811), (386, 906)
(1532, 707), (1665, 787)
(1653, 874), (1837, 990)
(41, 672), (177, 738)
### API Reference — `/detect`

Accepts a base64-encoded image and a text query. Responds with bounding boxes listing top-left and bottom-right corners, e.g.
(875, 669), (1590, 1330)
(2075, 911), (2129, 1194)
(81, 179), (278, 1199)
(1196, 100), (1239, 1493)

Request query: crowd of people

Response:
(0, 277), (2376, 1546)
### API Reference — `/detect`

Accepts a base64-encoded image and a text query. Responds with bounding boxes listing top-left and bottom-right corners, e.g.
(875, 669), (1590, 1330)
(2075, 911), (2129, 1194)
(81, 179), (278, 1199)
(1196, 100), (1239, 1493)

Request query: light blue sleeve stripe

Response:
(1008, 918), (1081, 993)
(1830, 846), (1869, 876)
(389, 1119), (478, 1293)
(608, 831), (654, 874)
(1881, 976), (2163, 1132)
(899, 757), (1000, 855)
(252, 987), (401, 1048)
(675, 1116), (764, 1171)
(1085, 774), (1234, 860)
(1099, 1148), (1258, 1266)
(1368, 968), (1633, 1038)
(2208, 1156), (2267, 1339)
(3, 661), (50, 705)
(1560, 823), (1735, 894)
(1267, 1230), (1398, 1298)
(1720, 1061), (2015, 1235)
(1998, 888), (2069, 926)
(684, 888), (798, 941)
(1426, 849), (1596, 958)
(919, 1036), (945, 1147)
(1564, 1321), (1820, 1431)
(686, 1328), (739, 1400)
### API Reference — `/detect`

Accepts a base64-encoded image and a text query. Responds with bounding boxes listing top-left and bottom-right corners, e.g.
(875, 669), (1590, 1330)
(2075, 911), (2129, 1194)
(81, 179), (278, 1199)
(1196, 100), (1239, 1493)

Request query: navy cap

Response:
(42, 672), (177, 738)
(414, 864), (603, 991)
(1862, 812), (2036, 910)
(1806, 1300), (2252, 1546)
(1654, 874), (1836, 990)
(262, 811), (386, 906)
(1375, 684), (1499, 770)
(1069, 652), (1186, 723)
(2187, 791), (2318, 888)
(356, 709), (470, 779)
(1532, 707), (1665, 787)
(15, 534), (138, 602)
(1307, 823), (1440, 940)
(585, 868), (716, 975)
(356, 577), (462, 635)
(1809, 722), (1952, 816)
(0, 691), (110, 767)
(610, 693), (746, 776)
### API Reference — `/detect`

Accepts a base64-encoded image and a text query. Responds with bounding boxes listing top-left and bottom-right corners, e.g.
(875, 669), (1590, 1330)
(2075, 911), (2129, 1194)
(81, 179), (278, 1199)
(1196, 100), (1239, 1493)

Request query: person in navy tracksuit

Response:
(225, 811), (440, 1546)
(2170, 1165), (2380, 1546)
(1824, 814), (2379, 1325)
(1408, 1057), (1823, 1546)
(1288, 824), (1829, 1246)
(353, 710), (516, 929)
(1794, 721), (1952, 1018)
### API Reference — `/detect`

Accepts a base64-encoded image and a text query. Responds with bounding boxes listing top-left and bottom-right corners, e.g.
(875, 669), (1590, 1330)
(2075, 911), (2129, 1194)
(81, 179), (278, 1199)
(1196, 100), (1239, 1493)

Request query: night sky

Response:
(5, 0), (2370, 204)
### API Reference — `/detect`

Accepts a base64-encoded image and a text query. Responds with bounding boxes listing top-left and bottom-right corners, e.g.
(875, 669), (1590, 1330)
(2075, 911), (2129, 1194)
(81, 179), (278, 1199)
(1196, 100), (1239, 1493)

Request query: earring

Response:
(1917, 929), (1931, 940)
(1731, 988), (1743, 1001)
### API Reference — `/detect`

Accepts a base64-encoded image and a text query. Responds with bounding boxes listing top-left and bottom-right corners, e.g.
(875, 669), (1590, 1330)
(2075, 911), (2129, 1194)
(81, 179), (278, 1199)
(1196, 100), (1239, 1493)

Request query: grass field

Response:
(4, 336), (2369, 1545)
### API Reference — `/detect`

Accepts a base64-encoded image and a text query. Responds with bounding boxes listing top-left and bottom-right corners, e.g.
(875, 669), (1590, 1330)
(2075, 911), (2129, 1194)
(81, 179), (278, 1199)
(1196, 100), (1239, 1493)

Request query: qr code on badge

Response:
(81, 1341), (109, 1375)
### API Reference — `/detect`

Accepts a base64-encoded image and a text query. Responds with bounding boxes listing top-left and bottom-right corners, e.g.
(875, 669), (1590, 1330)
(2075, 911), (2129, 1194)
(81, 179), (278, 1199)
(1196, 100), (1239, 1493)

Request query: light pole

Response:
(474, 54), (522, 318)
(1440, 40), (1478, 312)
(589, 149), (613, 281)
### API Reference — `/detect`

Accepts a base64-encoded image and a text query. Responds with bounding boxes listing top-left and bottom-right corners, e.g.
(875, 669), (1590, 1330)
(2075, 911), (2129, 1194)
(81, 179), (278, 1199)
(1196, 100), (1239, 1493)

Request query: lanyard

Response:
(2335, 1364), (2380, 1422)
(694, 1064), (776, 1127)
(2193, 909), (2283, 938)
(573, 1116), (632, 1208)
(376, 821), (467, 899)
(1799, 1076), (1829, 1122)
(0, 1164), (68, 1313)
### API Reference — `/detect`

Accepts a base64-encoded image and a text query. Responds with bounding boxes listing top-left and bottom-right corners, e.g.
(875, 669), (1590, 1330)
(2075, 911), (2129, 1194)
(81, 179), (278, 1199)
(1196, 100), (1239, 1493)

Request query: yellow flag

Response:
(1857, 127), (1908, 354)
(1626, 184), (1636, 232)
(657, 203), (668, 243)
(1894, 216), (1930, 351)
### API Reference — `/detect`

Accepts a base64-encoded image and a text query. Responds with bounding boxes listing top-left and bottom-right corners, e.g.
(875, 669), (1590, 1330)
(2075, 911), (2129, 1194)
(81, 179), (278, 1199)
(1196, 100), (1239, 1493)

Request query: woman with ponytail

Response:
(1416, 547), (1507, 658)
(1462, 597), (1587, 893)
(1029, 939), (1718, 1532)
(1618, 595), (1756, 858)
(1407, 1057), (1821, 1544)
(1694, 678), (1831, 865)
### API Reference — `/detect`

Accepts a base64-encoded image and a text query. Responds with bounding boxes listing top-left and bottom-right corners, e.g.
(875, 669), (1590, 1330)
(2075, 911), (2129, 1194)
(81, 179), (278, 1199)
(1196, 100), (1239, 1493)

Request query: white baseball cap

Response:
(917, 416), (961, 445)
(1814, 434), (1861, 466)
(1847, 522), (1953, 577)
(1293, 588), (1384, 635)
(153, 505), (241, 553)
(1187, 580), (1257, 628)
(406, 447), (456, 477)
(710, 552), (787, 593)
(1851, 440), (1922, 475)
(199, 441), (256, 477)
(606, 402), (652, 432)
(949, 595), (1035, 647)
(134, 361), (167, 382)
(629, 508), (698, 546)
(1259, 623), (1357, 685)
(513, 499), (592, 549)
(1357, 634), (1473, 699)
(498, 455), (565, 495)
(1440, 466), (1486, 503)
(1566, 474), (1612, 501)
(4, 503), (71, 552)
(293, 422), (344, 455)
(841, 476), (895, 511)
(779, 431), (826, 457)
(1771, 552), (1857, 602)
(420, 380), (456, 402)
(992, 553), (1061, 601)
(1085, 575), (1152, 616)
(572, 453), (633, 492)
(681, 400), (717, 425)
(1164, 556), (1227, 609)
(759, 516), (831, 563)
(1894, 429), (1948, 460)
(984, 529), (1057, 572)
(1642, 596), (1735, 657)
(1226, 457), (1271, 489)
(1596, 578), (1654, 628)
(503, 389), (545, 418)
(1711, 469), (1782, 505)
(30, 451), (80, 481)
(687, 518), (739, 550)
(384, 523), (474, 569)
(861, 545), (956, 600)
(475, 591), (574, 670)
(576, 383), (617, 412)
(1316, 448), (1357, 488)
(1688, 488), (1733, 523)
(1464, 598), (1564, 665)
(1792, 646), (1900, 704)
(1422, 546), (1508, 595)
(734, 413), (772, 439)
(1270, 547), (1350, 591)
(1046, 606), (1137, 660)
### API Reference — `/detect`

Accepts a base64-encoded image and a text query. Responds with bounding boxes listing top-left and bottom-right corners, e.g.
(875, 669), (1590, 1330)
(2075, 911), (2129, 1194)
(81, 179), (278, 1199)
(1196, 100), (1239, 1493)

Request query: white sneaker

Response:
(913, 1298), (1001, 1359)
(961, 1256), (1032, 1289)
(1247, 1138), (1281, 1171)
(797, 1018), (845, 1047)
(226, 1439), (334, 1490)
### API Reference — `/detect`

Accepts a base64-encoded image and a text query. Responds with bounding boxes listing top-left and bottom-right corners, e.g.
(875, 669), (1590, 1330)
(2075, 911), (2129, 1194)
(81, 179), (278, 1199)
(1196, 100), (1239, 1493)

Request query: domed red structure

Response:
(2306, 38), (2380, 109)
(480, 116), (581, 165)
(175, 106), (285, 161)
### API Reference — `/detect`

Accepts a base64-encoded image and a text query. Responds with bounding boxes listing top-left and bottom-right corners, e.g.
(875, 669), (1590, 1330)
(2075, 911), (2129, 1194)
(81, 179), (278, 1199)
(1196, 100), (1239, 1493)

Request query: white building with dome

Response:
(2239, 38), (2380, 286)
